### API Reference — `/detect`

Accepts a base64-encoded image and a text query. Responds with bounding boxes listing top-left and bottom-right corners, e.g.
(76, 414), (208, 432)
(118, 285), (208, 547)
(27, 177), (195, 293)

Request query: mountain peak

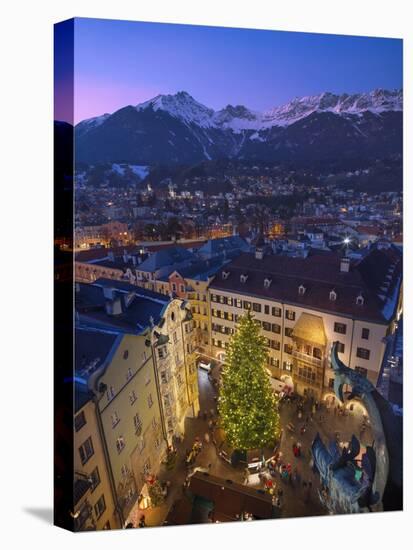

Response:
(136, 91), (214, 127)
(76, 88), (402, 135)
(264, 89), (402, 126)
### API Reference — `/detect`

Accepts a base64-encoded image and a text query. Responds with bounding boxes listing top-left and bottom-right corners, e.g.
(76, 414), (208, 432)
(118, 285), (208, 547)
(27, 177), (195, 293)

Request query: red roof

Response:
(355, 225), (382, 236)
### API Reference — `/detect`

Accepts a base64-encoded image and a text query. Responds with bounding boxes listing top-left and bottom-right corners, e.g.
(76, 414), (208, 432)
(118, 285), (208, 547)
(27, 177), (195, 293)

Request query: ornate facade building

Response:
(74, 279), (199, 525)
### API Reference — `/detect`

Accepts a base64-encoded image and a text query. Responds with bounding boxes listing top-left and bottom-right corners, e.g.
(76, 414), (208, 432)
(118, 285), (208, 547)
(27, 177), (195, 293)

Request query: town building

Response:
(74, 280), (199, 521)
(74, 330), (122, 531)
(208, 242), (402, 399)
(75, 248), (148, 284)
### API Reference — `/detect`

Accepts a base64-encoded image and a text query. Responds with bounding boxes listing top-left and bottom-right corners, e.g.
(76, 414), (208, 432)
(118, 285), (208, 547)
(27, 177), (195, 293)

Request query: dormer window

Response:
(329, 290), (337, 302)
(240, 274), (248, 284)
(298, 285), (306, 296)
(264, 278), (272, 289)
(356, 294), (365, 306)
(222, 271), (230, 280)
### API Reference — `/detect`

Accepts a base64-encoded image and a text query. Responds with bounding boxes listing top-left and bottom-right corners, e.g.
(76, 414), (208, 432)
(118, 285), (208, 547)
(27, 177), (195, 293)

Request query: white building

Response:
(208, 243), (402, 399)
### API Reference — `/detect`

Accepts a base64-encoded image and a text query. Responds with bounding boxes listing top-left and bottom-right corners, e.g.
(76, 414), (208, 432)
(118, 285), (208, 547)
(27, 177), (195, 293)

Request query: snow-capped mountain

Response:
(75, 89), (402, 165)
(213, 105), (262, 132)
(262, 89), (403, 126)
(136, 91), (215, 128)
(131, 89), (402, 130)
(76, 113), (111, 137)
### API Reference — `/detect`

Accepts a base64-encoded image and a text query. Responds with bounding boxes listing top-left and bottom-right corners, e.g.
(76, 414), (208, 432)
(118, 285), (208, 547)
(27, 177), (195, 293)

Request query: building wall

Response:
(74, 399), (120, 531)
(186, 278), (211, 356)
(75, 261), (125, 283)
(95, 334), (165, 521)
(152, 299), (199, 444)
(208, 288), (390, 394)
(169, 272), (187, 299)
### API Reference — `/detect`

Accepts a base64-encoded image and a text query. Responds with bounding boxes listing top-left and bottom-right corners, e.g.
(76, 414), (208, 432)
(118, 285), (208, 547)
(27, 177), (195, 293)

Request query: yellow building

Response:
(75, 280), (200, 525)
(186, 278), (211, 356)
(150, 298), (200, 441)
(74, 332), (122, 531)
(89, 332), (165, 522)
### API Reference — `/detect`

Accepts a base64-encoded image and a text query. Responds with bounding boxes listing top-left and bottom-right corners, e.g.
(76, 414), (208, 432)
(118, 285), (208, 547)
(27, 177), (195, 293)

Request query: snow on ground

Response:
(111, 163), (149, 180)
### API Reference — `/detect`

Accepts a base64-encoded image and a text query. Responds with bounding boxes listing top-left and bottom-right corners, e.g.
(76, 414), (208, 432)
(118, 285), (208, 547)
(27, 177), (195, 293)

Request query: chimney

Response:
(103, 286), (116, 300)
(255, 247), (264, 260)
(105, 297), (123, 316)
(340, 257), (350, 273)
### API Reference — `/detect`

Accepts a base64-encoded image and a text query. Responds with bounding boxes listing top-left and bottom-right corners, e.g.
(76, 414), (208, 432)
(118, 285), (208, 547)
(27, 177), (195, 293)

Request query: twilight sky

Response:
(56, 18), (403, 124)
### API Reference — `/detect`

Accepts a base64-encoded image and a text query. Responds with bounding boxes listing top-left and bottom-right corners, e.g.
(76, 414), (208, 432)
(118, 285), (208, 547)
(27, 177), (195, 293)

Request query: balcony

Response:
(293, 350), (323, 368)
(294, 372), (324, 388)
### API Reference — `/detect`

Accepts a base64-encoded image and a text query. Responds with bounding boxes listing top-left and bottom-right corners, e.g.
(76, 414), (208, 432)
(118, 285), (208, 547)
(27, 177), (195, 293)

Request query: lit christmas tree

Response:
(218, 312), (280, 451)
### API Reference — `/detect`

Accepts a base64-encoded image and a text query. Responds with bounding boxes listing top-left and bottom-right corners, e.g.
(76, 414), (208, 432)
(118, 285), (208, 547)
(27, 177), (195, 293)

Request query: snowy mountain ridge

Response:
(78, 88), (402, 133)
(74, 88), (402, 166)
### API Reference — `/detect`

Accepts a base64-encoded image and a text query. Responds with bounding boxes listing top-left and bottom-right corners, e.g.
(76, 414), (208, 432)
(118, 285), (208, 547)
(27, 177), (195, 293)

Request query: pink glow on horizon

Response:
(74, 79), (161, 123)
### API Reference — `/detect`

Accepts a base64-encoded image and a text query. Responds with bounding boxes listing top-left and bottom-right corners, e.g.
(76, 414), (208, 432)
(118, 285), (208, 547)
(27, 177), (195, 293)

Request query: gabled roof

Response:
(74, 326), (121, 411)
(197, 236), (250, 257)
(210, 245), (402, 324)
(75, 279), (170, 334)
(137, 246), (194, 272)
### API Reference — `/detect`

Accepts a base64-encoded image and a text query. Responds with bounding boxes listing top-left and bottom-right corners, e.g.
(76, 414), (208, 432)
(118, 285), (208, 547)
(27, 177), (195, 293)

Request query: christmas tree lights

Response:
(218, 312), (280, 451)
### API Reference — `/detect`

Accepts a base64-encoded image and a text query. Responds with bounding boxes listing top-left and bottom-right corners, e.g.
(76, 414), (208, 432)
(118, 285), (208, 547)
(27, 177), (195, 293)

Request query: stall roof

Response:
(189, 472), (274, 520)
